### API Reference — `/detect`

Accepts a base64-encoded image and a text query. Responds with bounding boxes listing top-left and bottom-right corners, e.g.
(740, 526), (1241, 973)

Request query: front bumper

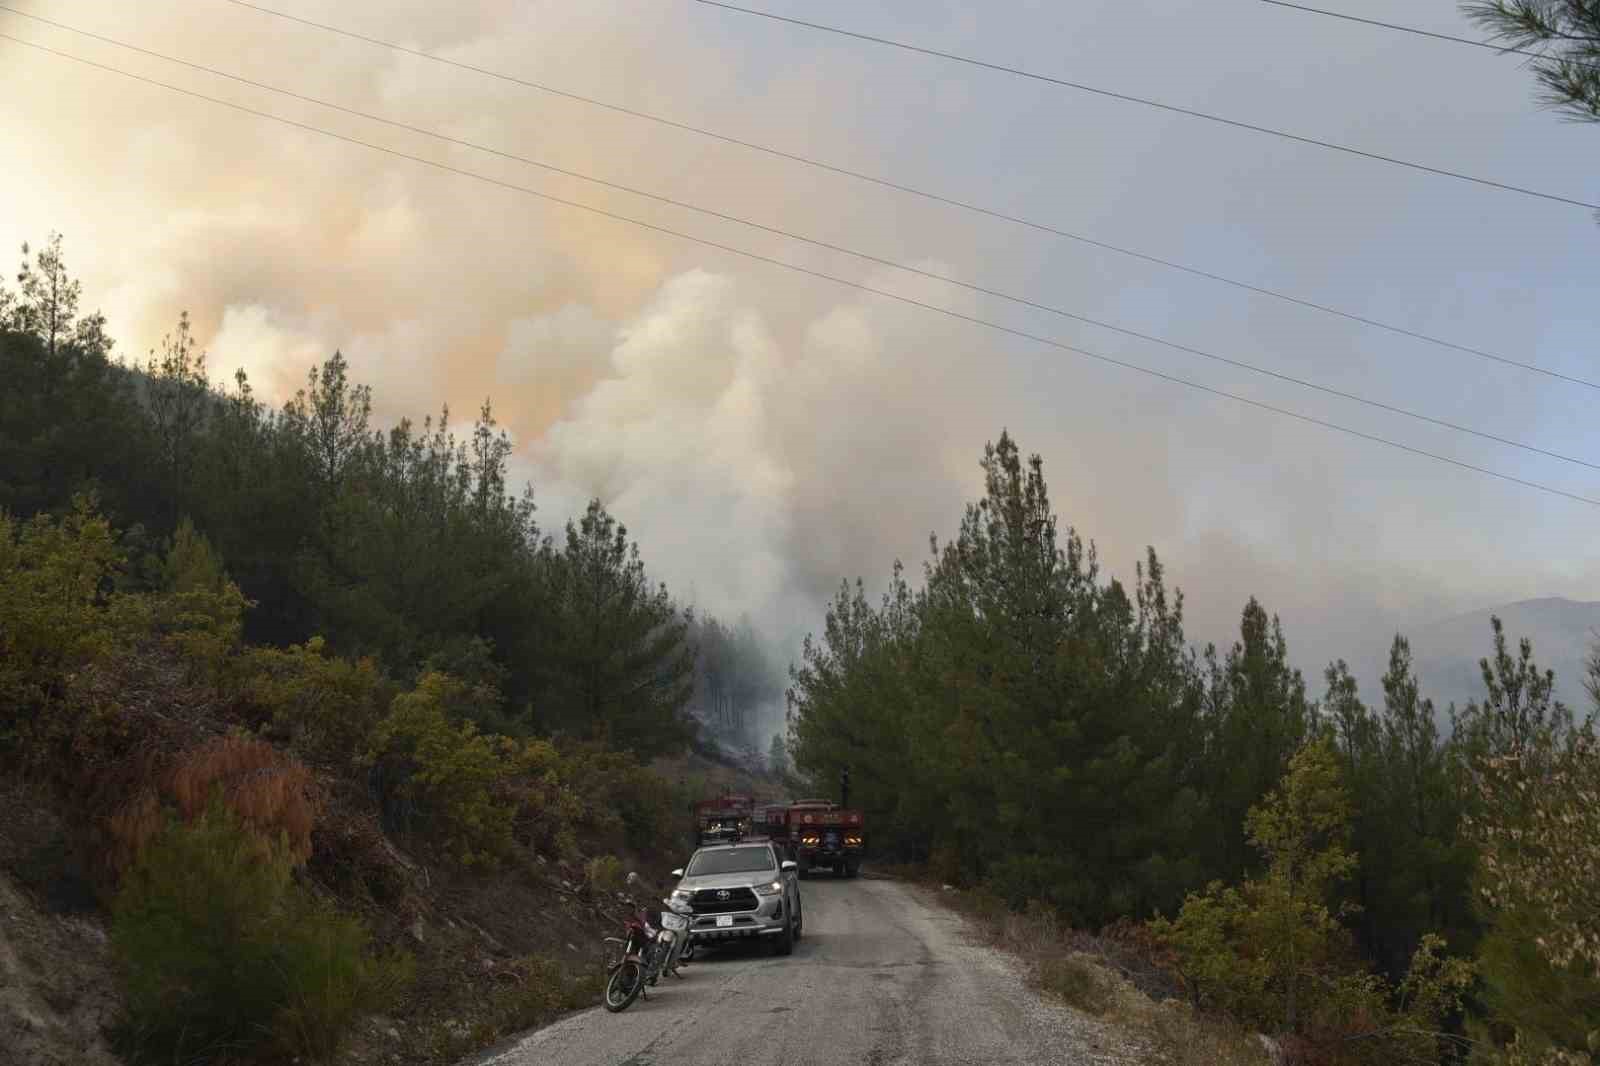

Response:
(687, 899), (786, 941)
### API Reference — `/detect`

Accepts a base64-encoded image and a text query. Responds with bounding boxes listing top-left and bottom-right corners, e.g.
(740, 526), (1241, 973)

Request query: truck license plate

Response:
(715, 914), (734, 928)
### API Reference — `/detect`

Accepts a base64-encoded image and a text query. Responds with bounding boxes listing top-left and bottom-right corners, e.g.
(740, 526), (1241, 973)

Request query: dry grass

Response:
(928, 883), (1273, 1066)
(103, 789), (161, 878)
(167, 733), (318, 863)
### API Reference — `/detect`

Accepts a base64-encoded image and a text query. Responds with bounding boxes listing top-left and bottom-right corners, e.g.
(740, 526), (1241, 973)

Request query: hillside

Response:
(0, 263), (804, 1066)
(1407, 597), (1600, 715)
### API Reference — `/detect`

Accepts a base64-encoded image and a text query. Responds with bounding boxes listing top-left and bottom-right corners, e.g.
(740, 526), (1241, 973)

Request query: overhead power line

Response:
(206, 0), (1598, 392)
(692, 0), (1600, 211)
(1259, 0), (1594, 65)
(7, 5), (1596, 474)
(3, 32), (1597, 510)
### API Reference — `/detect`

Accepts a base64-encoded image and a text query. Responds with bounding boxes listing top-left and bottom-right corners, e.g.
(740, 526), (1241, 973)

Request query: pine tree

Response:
(537, 500), (694, 756)
(144, 312), (211, 523)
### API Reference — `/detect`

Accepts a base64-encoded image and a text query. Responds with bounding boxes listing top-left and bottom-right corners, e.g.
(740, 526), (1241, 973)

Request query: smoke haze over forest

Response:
(6, 0), (1600, 730)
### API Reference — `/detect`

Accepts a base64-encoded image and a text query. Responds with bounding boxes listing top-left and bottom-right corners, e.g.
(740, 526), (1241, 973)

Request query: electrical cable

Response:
(5, 6), (1593, 470)
(1259, 0), (1599, 67)
(691, 0), (1599, 211)
(202, 0), (1600, 391)
(4, 30), (1595, 509)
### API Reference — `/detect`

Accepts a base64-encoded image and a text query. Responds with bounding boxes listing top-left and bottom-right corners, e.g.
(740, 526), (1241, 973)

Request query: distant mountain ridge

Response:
(1404, 597), (1600, 717)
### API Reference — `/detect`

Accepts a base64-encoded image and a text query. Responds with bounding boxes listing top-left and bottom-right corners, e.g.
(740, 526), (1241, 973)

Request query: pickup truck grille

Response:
(690, 886), (759, 914)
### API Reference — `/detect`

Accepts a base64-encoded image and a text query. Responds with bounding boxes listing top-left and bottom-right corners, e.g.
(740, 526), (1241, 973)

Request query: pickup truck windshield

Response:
(686, 847), (775, 876)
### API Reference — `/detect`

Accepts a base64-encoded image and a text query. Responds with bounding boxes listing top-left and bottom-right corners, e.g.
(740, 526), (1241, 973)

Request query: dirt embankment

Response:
(0, 779), (120, 1066)
(0, 745), (788, 1066)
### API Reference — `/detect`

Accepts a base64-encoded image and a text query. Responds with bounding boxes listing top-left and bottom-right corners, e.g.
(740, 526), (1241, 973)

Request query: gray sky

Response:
(3, 0), (1597, 710)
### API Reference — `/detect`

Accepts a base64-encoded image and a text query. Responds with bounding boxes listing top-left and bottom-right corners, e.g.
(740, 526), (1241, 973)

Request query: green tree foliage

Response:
(367, 671), (546, 866)
(186, 366), (319, 647)
(788, 564), (929, 864)
(554, 741), (681, 853)
(3, 236), (700, 759)
(1463, 632), (1600, 1062)
(537, 500), (694, 756)
(142, 312), (211, 523)
(288, 395), (546, 711)
(1464, 2), (1600, 123)
(1153, 741), (1359, 1029)
(0, 240), (154, 525)
(5, 232), (110, 357)
(0, 499), (148, 745)
(792, 432), (1210, 921)
(1203, 597), (1314, 881)
(280, 349), (371, 505)
(1324, 643), (1478, 978)
(1242, 738), (1361, 1034)
(1153, 741), (1473, 1057)
(112, 802), (411, 1062)
(1453, 616), (1578, 762)
(241, 636), (395, 768)
(150, 518), (253, 679)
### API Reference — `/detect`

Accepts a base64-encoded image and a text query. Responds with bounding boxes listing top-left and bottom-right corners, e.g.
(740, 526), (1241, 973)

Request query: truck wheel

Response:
(773, 912), (795, 956)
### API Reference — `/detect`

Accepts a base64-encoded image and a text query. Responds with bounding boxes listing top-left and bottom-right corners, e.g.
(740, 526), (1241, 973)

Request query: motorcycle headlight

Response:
(752, 879), (784, 896)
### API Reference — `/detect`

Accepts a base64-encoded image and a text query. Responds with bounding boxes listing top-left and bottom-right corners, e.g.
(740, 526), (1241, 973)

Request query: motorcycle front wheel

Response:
(603, 960), (644, 1012)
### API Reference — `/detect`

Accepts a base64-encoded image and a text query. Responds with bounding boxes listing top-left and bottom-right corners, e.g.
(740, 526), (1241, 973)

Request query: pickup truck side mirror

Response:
(670, 868), (684, 879)
(780, 860), (798, 872)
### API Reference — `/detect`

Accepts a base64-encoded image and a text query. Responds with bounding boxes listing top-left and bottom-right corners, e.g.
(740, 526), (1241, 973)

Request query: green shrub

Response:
(1038, 955), (1116, 1016)
(1149, 880), (1271, 1019)
(0, 499), (149, 746)
(271, 900), (415, 1060)
(369, 671), (540, 866)
(557, 742), (678, 852)
(242, 636), (394, 766)
(112, 802), (409, 1062)
(150, 518), (251, 681)
(585, 854), (625, 895)
(504, 737), (584, 860)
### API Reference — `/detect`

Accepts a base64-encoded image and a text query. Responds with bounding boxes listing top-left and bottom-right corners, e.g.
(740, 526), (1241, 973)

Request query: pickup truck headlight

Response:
(752, 879), (784, 896)
(670, 888), (692, 903)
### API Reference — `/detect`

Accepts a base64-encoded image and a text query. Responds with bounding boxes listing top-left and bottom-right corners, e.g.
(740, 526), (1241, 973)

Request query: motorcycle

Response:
(601, 874), (693, 1012)
(656, 896), (694, 979)
(601, 903), (655, 1012)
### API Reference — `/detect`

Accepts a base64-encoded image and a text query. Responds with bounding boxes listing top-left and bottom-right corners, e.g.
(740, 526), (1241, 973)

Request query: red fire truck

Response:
(774, 799), (865, 878)
(692, 793), (754, 847)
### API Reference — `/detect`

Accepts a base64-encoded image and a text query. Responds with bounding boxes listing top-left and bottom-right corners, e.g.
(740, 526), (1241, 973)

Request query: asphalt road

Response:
(472, 876), (1131, 1066)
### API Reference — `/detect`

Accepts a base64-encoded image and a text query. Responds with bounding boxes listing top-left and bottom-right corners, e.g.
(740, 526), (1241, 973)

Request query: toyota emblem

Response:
(716, 889), (731, 900)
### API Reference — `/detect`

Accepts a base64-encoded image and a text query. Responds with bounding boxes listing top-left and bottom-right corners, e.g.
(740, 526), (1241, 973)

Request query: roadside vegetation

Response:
(0, 235), (771, 1063)
(791, 430), (1600, 1063)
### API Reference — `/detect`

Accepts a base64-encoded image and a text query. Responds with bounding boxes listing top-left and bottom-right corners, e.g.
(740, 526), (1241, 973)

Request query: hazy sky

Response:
(4, 0), (1598, 707)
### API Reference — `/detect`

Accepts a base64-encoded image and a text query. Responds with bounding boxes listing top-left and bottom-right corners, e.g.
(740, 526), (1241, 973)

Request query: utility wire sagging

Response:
(1, 30), (1596, 508)
(2, 5), (1593, 469)
(201, 0), (1599, 390)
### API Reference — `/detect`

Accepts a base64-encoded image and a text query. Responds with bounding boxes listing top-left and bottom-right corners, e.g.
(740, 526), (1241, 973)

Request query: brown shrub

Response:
(104, 790), (162, 879)
(167, 734), (319, 864)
